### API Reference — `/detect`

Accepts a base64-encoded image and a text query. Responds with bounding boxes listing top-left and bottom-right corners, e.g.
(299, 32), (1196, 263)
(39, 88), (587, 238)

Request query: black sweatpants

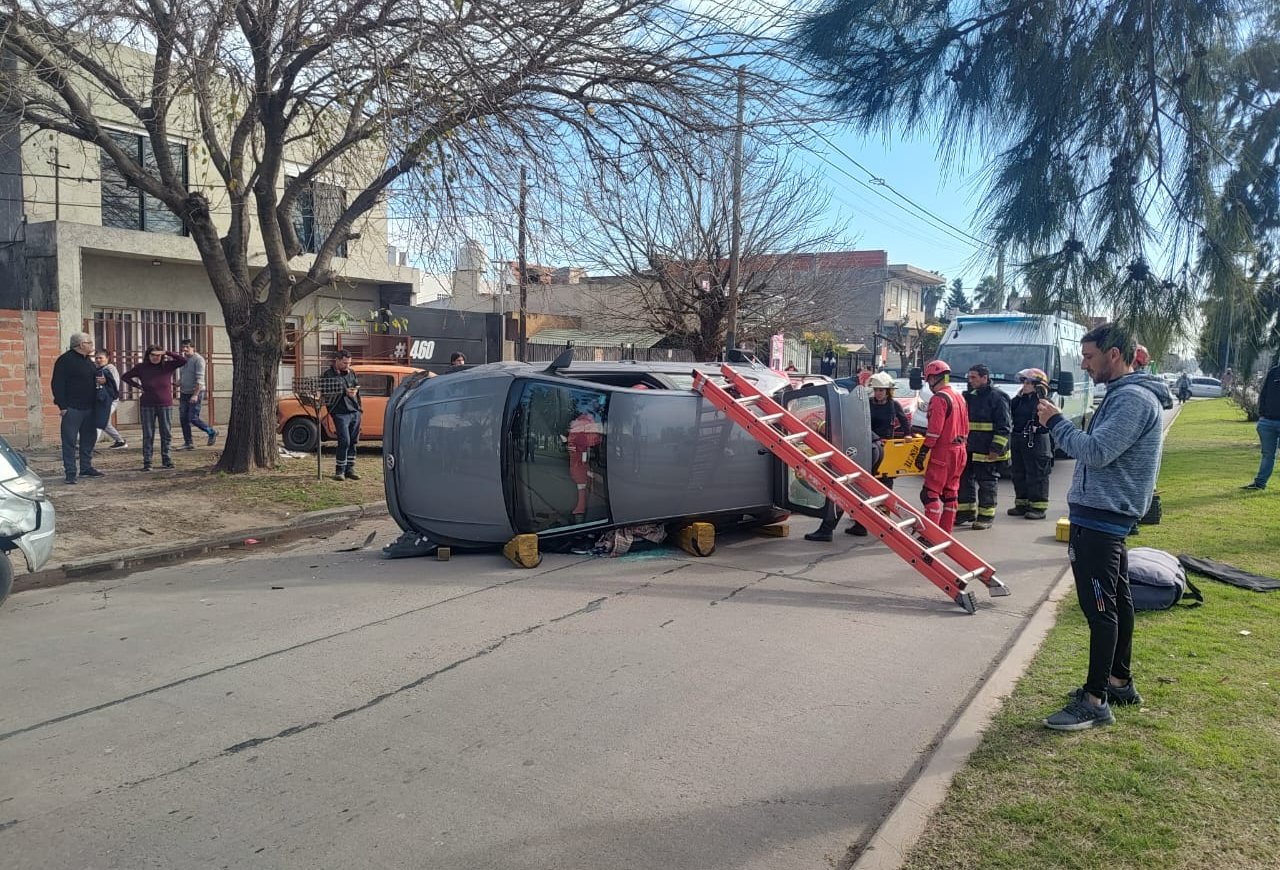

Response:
(1069, 524), (1134, 699)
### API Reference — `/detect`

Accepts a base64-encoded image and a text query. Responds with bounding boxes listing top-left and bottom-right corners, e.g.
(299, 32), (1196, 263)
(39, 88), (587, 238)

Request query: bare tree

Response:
(1, 0), (789, 470)
(567, 138), (854, 361)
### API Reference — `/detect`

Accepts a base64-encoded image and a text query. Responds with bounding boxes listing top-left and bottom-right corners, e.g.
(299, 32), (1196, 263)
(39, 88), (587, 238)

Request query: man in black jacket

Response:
(1008, 368), (1054, 519)
(957, 363), (1012, 530)
(1243, 361), (1280, 490)
(51, 331), (105, 485)
(322, 350), (362, 481)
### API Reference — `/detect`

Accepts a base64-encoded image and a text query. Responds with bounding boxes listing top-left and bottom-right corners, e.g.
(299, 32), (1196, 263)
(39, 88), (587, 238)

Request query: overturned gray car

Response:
(382, 355), (874, 552)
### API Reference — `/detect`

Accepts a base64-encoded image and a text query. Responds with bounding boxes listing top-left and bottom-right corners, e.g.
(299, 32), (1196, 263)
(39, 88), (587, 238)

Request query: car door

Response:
(775, 382), (875, 517)
(355, 372), (395, 438)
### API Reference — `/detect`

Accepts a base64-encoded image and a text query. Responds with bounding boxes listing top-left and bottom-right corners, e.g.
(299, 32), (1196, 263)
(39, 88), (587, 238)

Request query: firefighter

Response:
(807, 371), (911, 540)
(957, 363), (1012, 530)
(915, 360), (969, 532)
(1008, 368), (1053, 520)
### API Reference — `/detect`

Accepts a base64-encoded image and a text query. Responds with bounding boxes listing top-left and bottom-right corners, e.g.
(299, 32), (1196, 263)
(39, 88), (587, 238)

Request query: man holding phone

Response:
(323, 349), (362, 481)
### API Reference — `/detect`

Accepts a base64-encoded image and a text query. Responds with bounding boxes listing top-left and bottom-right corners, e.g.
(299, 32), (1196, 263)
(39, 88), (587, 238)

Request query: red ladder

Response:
(693, 365), (1009, 613)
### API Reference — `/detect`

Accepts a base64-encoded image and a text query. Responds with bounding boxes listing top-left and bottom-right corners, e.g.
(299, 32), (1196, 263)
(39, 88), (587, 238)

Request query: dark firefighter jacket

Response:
(963, 384), (1012, 462)
(1010, 391), (1053, 458)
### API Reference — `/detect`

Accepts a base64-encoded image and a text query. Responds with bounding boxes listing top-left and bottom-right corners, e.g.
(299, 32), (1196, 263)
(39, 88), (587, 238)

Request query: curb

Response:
(848, 566), (1076, 870)
(13, 501), (390, 594)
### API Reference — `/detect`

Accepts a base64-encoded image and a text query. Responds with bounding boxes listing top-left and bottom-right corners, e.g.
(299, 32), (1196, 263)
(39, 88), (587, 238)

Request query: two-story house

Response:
(0, 42), (420, 445)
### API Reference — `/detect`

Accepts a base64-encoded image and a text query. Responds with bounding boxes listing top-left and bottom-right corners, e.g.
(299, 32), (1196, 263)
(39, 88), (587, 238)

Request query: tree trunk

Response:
(216, 305), (285, 473)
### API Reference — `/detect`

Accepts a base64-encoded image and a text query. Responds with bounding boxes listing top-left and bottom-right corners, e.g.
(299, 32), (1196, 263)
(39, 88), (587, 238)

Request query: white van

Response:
(912, 313), (1093, 429)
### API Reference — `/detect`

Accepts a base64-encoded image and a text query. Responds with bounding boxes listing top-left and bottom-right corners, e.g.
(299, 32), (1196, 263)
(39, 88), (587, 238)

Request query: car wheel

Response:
(0, 551), (12, 608)
(282, 417), (319, 452)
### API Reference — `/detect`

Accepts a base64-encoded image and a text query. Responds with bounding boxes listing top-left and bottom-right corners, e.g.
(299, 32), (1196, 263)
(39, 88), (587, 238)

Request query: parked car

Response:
(277, 363), (422, 452)
(382, 356), (875, 549)
(1189, 376), (1225, 398)
(1092, 381), (1107, 405)
(0, 433), (56, 607)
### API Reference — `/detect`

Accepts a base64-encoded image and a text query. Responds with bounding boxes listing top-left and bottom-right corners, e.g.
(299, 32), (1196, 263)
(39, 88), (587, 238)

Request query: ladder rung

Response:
(757, 412), (784, 424)
(956, 568), (986, 585)
(809, 451), (835, 463)
(835, 472), (862, 484)
(737, 394), (762, 405)
(895, 515), (919, 530)
(923, 541), (951, 556)
(782, 432), (808, 444)
(864, 493), (890, 507)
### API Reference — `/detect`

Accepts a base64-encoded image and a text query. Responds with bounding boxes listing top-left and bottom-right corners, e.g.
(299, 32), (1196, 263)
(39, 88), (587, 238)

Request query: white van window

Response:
(938, 344), (1053, 383)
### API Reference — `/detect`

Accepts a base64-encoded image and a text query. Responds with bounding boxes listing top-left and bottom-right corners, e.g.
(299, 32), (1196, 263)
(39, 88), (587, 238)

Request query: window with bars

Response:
(92, 308), (207, 368)
(288, 177), (348, 257)
(100, 130), (188, 235)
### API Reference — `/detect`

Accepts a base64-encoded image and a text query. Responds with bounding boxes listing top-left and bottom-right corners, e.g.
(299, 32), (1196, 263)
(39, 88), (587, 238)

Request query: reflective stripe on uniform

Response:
(970, 421), (994, 431)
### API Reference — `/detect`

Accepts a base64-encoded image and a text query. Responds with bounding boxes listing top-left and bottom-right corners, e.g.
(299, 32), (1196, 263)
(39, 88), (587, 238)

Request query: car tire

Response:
(282, 417), (320, 452)
(0, 551), (12, 609)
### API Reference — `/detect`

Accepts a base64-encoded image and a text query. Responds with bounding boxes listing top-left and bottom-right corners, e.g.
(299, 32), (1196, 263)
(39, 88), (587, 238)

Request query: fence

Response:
(88, 315), (218, 425)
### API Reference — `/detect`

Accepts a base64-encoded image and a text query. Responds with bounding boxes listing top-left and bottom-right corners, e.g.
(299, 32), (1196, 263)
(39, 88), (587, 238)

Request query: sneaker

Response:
(181, 444), (196, 450)
(162, 460), (175, 469)
(207, 430), (218, 447)
(332, 473), (347, 481)
(109, 440), (128, 449)
(64, 475), (77, 485)
(845, 522), (868, 536)
(1007, 505), (1028, 516)
(1024, 509), (1047, 520)
(971, 519), (993, 530)
(803, 530), (833, 542)
(344, 470), (362, 481)
(1069, 681), (1143, 706)
(1044, 696), (1115, 731)
(79, 468), (105, 478)
(141, 465), (152, 472)
(1242, 482), (1265, 490)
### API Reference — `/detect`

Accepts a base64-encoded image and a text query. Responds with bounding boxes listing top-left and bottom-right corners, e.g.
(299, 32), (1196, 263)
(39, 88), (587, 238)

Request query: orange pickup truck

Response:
(276, 363), (423, 452)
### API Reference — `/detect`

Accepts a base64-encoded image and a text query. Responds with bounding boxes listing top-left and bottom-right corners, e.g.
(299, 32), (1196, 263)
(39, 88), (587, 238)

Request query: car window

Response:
(938, 344), (1053, 382)
(786, 394), (827, 511)
(1193, 378), (1220, 386)
(510, 381), (610, 533)
(356, 374), (394, 397)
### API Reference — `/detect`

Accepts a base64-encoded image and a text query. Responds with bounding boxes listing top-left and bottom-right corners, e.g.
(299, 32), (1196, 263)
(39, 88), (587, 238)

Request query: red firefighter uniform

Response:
(921, 377), (970, 532)
(568, 412), (604, 519)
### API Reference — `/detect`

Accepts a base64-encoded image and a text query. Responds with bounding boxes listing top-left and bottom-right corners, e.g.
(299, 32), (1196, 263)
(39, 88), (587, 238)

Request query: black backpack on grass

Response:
(1128, 547), (1203, 610)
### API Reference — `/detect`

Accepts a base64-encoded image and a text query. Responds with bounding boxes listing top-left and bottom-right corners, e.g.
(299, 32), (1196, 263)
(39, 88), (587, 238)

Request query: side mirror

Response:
(909, 367), (923, 391)
(1055, 371), (1074, 396)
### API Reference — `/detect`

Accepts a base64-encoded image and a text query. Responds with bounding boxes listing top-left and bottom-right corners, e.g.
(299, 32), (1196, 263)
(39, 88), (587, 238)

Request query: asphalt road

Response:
(0, 456), (1110, 870)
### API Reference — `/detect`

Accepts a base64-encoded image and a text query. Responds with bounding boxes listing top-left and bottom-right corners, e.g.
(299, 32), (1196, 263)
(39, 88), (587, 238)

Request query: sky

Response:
(800, 128), (998, 293)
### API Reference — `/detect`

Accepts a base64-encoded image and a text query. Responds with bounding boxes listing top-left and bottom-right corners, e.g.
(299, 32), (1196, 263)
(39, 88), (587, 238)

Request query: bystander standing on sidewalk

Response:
(122, 345), (185, 471)
(1037, 322), (1169, 731)
(1243, 360), (1280, 491)
(178, 338), (218, 449)
(51, 332), (104, 484)
(323, 350), (362, 481)
(92, 350), (127, 450)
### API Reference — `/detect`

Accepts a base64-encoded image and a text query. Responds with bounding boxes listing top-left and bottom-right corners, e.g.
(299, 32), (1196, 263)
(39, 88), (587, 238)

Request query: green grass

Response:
(902, 399), (1280, 870)
(207, 449), (386, 513)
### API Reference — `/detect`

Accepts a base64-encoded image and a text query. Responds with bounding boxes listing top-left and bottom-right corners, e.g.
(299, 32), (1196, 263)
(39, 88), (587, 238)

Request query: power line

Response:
(809, 130), (996, 251)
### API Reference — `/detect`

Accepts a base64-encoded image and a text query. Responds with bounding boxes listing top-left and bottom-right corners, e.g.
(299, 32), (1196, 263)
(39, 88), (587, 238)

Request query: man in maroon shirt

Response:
(122, 345), (185, 471)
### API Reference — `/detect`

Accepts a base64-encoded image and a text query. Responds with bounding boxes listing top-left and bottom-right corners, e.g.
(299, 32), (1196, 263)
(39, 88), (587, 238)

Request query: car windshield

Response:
(937, 344), (1053, 383)
(0, 433), (28, 480)
(509, 381), (611, 533)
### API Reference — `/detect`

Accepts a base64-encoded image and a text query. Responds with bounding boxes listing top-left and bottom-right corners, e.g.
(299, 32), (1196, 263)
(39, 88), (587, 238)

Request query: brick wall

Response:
(0, 310), (62, 447)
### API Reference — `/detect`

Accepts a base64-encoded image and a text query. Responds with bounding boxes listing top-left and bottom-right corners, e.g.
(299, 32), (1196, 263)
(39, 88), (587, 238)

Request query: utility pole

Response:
(724, 66), (746, 358)
(996, 247), (1006, 310)
(517, 166), (528, 363)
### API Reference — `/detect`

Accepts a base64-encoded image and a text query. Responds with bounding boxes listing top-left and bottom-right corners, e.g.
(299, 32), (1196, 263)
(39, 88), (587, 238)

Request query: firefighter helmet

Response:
(868, 371), (896, 390)
(922, 360), (951, 378)
(1017, 368), (1049, 386)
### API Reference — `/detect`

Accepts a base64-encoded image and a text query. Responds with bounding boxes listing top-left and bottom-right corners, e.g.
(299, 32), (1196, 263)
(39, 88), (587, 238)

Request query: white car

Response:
(1189, 377), (1225, 398)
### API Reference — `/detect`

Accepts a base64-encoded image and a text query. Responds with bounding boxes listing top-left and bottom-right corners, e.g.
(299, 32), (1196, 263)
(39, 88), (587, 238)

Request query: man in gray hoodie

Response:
(1036, 322), (1171, 730)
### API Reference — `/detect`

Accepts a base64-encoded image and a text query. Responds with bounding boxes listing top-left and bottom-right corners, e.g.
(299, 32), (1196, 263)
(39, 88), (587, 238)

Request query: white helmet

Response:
(868, 371), (895, 390)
